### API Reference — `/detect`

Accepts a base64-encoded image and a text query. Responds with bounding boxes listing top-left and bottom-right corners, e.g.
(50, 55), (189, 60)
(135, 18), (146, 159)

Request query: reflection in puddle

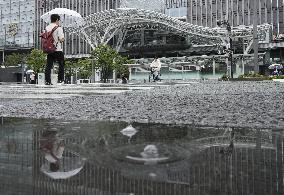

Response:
(120, 124), (138, 143)
(40, 153), (84, 180)
(39, 130), (84, 179)
(0, 118), (283, 195)
(126, 144), (169, 165)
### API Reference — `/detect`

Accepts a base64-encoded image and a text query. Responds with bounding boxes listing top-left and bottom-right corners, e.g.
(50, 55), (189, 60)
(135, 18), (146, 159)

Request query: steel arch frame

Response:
(66, 8), (271, 51)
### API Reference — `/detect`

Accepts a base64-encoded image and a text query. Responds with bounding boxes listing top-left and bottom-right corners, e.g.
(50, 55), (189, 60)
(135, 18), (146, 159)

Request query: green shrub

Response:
(238, 73), (264, 78)
(268, 75), (284, 80)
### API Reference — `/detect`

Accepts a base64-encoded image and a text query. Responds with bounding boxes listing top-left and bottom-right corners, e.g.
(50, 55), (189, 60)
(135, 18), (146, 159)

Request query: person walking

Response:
(45, 14), (65, 85)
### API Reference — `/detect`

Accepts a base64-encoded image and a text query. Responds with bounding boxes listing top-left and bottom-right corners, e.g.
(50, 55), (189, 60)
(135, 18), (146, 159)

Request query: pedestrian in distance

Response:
(42, 14), (65, 85)
(30, 72), (36, 84)
(121, 73), (128, 84)
(150, 56), (161, 82)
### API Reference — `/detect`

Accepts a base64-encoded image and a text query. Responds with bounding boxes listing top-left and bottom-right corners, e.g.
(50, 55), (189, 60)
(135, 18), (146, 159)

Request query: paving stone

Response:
(0, 81), (283, 129)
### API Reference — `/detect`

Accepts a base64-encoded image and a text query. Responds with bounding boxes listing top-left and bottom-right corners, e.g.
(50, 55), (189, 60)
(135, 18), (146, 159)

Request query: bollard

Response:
(1, 116), (3, 125)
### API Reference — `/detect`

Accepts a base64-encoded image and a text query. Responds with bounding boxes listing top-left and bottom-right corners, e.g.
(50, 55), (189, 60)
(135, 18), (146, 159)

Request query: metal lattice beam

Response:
(66, 8), (271, 50)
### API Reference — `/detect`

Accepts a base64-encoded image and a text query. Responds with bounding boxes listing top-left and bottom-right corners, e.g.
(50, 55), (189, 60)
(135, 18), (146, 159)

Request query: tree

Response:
(91, 44), (120, 83)
(77, 58), (92, 79)
(26, 49), (46, 73)
(65, 59), (78, 78)
(4, 53), (24, 67)
(91, 44), (131, 83)
(113, 55), (132, 78)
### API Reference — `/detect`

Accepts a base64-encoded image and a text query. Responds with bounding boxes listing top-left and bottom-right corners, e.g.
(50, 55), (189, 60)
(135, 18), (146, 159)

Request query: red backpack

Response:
(39, 26), (58, 54)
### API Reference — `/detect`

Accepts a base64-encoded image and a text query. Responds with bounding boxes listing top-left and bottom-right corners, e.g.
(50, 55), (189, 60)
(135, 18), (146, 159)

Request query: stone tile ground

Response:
(0, 81), (283, 129)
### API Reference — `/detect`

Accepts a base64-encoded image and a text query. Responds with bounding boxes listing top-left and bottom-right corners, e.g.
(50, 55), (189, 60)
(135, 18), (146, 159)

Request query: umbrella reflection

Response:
(40, 156), (84, 180)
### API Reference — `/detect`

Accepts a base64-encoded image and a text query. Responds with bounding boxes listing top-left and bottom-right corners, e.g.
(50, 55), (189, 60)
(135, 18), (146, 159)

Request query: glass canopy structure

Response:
(66, 8), (271, 53)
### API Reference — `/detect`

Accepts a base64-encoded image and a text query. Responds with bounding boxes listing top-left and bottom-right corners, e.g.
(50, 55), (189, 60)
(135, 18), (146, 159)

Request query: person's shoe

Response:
(57, 80), (65, 85)
(45, 82), (53, 85)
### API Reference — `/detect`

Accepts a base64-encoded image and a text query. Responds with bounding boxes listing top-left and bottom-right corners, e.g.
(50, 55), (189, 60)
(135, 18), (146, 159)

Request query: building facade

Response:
(185, 0), (284, 36)
(120, 0), (165, 12)
(164, 0), (284, 65)
(35, 0), (120, 58)
(0, 0), (35, 63)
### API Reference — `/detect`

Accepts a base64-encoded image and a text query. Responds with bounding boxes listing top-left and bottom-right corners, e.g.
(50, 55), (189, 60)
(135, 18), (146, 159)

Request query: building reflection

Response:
(0, 119), (283, 195)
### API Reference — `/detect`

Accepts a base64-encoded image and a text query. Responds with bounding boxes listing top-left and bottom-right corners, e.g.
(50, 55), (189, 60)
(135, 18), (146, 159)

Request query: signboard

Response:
(37, 73), (45, 85)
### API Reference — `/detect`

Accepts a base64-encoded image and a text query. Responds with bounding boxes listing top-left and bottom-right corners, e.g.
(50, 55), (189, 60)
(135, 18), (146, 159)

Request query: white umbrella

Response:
(150, 59), (161, 71)
(26, 70), (34, 73)
(268, 64), (283, 70)
(41, 8), (84, 27)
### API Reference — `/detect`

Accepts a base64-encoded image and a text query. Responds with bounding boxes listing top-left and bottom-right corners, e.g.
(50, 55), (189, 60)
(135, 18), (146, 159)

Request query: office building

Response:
(0, 0), (35, 63)
(186, 0), (284, 36)
(120, 0), (165, 12)
(165, 0), (284, 63)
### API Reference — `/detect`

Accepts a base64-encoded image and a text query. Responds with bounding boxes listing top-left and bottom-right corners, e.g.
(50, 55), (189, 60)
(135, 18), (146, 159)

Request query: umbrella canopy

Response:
(268, 64), (283, 70)
(26, 70), (34, 73)
(41, 8), (84, 27)
(150, 59), (161, 71)
(41, 165), (83, 179)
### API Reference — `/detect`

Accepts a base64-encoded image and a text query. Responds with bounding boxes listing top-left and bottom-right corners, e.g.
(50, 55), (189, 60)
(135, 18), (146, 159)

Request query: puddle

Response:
(0, 117), (283, 195)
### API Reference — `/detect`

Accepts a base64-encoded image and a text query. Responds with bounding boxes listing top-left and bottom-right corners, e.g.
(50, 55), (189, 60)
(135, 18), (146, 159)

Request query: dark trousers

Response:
(45, 51), (65, 84)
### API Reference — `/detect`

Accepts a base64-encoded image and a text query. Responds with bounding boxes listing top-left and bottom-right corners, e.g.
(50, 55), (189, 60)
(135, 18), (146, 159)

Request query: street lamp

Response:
(217, 20), (233, 78)
(253, 0), (259, 73)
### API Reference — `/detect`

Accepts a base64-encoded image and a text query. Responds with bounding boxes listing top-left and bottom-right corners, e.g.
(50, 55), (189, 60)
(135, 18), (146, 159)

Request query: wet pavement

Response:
(0, 83), (154, 99)
(0, 80), (284, 195)
(0, 81), (284, 129)
(0, 118), (283, 195)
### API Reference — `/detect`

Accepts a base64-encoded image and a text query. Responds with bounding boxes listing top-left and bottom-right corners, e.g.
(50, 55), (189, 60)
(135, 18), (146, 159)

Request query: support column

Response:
(162, 35), (167, 44)
(181, 65), (184, 80)
(113, 70), (116, 82)
(280, 48), (283, 62)
(253, 0), (259, 73)
(213, 58), (216, 76)
(2, 49), (4, 64)
(128, 67), (132, 80)
(226, 58), (230, 76)
(21, 63), (24, 83)
(264, 50), (271, 65)
(141, 29), (145, 46)
(242, 57), (245, 75)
